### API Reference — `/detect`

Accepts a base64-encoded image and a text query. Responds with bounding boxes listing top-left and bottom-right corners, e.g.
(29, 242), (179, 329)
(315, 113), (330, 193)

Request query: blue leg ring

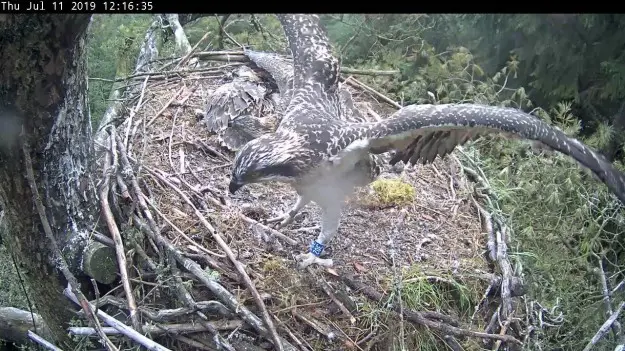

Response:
(309, 240), (325, 257)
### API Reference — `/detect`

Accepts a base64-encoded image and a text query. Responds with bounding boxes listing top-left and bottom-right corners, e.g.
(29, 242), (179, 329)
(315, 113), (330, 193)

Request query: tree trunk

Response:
(164, 14), (191, 55)
(0, 14), (94, 347)
(95, 16), (160, 146)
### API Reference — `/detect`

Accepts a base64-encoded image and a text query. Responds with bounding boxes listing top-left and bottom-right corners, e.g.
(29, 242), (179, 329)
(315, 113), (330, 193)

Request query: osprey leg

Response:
(266, 195), (309, 229)
(296, 203), (341, 269)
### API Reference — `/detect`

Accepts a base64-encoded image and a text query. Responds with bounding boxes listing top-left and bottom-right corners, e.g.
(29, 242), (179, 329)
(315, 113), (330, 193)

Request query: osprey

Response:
(199, 48), (369, 153)
(198, 65), (280, 150)
(229, 14), (625, 268)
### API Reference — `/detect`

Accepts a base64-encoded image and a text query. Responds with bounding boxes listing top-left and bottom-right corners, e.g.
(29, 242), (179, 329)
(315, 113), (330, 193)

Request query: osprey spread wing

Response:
(229, 14), (625, 269)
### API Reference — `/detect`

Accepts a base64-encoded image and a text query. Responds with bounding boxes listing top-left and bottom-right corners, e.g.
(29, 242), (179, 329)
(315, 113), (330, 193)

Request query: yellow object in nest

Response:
(370, 179), (415, 206)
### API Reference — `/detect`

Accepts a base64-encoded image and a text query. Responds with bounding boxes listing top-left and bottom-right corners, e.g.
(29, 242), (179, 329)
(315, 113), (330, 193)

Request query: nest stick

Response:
(124, 76), (149, 149)
(146, 86), (184, 127)
(140, 162), (298, 247)
(342, 76), (402, 109)
(341, 274), (521, 345)
(100, 131), (141, 332)
(166, 254), (236, 351)
(27, 331), (63, 351)
(64, 288), (172, 351)
(593, 251), (622, 338)
(272, 313), (310, 351)
(141, 193), (226, 258)
(132, 216), (299, 351)
(116, 140), (294, 350)
(175, 30), (211, 69)
(144, 164), (285, 351)
(312, 268), (356, 324)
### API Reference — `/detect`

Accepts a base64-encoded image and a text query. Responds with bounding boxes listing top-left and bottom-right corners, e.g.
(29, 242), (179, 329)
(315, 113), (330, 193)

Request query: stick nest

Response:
(90, 58), (522, 351)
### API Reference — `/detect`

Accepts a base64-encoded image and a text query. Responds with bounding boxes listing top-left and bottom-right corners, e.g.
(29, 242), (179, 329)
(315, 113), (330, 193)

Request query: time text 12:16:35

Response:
(49, 1), (154, 11)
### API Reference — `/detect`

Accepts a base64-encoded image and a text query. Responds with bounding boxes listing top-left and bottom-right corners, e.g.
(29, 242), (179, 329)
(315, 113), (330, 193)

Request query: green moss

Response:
(370, 179), (415, 206)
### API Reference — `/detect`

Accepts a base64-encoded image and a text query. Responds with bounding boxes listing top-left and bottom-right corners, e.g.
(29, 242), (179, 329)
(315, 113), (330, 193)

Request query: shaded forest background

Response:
(2, 13), (625, 350)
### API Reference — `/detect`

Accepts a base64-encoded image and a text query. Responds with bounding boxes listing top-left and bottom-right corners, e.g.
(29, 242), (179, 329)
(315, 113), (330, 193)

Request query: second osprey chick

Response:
(198, 65), (280, 151)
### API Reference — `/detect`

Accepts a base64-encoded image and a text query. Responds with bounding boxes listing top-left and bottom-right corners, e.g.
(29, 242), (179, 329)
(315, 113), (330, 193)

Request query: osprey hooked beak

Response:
(228, 178), (243, 194)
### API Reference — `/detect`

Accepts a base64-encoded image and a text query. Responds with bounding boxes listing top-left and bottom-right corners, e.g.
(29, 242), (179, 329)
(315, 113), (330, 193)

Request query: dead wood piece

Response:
(165, 253), (235, 351)
(293, 311), (337, 341)
(141, 192), (226, 258)
(123, 76), (150, 149)
(100, 130), (141, 331)
(141, 301), (234, 322)
(491, 311), (514, 351)
(313, 268), (356, 324)
(194, 51), (399, 76)
(93, 232), (116, 247)
(69, 320), (243, 336)
(27, 331), (63, 351)
(343, 76), (402, 109)
(0, 307), (52, 344)
(65, 287), (172, 351)
(146, 86), (184, 127)
(341, 274), (521, 345)
(175, 30), (211, 69)
(272, 313), (310, 351)
(82, 241), (118, 284)
(594, 252), (622, 337)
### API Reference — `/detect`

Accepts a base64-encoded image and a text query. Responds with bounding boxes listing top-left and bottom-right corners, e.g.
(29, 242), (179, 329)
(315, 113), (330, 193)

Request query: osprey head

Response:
(228, 134), (301, 194)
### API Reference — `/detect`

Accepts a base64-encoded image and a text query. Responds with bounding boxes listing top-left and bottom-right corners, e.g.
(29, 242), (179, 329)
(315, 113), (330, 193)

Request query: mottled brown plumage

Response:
(229, 14), (625, 268)
(198, 65), (279, 150)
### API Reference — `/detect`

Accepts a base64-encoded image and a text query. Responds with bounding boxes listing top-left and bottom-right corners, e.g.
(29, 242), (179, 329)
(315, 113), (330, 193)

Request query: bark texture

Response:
(0, 14), (94, 346)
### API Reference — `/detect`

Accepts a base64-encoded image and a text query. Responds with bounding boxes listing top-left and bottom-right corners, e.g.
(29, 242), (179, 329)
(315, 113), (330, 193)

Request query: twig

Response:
(214, 14), (242, 48)
(27, 331), (63, 351)
(168, 106), (182, 172)
(593, 251), (622, 337)
(146, 86), (184, 127)
(272, 313), (310, 351)
(471, 196), (496, 261)
(238, 214), (299, 247)
(194, 51), (399, 76)
(93, 232), (115, 247)
(141, 301), (234, 322)
(71, 322), (244, 336)
(64, 287), (172, 351)
(142, 162), (284, 351)
(341, 67), (398, 76)
(100, 130), (141, 332)
(491, 311), (514, 351)
(343, 76), (402, 109)
(293, 311), (337, 340)
(21, 137), (118, 351)
(141, 193), (226, 258)
(124, 76), (149, 149)
(115, 139), (294, 351)
(312, 268), (356, 324)
(133, 216), (299, 351)
(583, 302), (625, 351)
(341, 274), (521, 344)
(175, 30), (211, 69)
(140, 162), (298, 247)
